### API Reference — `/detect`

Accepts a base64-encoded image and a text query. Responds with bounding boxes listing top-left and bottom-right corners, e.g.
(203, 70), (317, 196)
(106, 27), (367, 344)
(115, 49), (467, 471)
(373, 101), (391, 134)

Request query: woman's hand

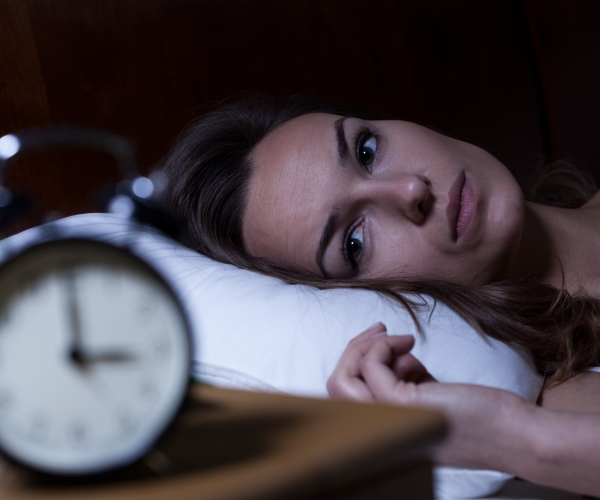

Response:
(327, 322), (435, 402)
(328, 324), (600, 496)
(327, 323), (531, 470)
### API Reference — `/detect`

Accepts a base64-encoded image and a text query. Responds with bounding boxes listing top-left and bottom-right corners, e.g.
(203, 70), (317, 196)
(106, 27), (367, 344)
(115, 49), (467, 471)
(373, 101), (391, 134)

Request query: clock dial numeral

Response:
(29, 412), (49, 440)
(102, 271), (122, 292)
(0, 389), (13, 412)
(153, 337), (171, 360)
(118, 412), (138, 436)
(19, 272), (40, 296)
(140, 380), (157, 400)
(68, 422), (87, 443)
(137, 293), (157, 323)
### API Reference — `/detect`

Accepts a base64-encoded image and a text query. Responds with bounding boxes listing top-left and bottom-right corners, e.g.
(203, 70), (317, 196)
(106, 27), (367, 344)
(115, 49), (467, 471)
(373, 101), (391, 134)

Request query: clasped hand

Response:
(327, 322), (530, 470)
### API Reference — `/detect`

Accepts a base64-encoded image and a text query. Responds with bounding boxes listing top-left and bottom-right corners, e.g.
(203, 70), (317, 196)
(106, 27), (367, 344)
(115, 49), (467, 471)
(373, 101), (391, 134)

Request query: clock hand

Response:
(72, 350), (137, 366)
(64, 268), (85, 369)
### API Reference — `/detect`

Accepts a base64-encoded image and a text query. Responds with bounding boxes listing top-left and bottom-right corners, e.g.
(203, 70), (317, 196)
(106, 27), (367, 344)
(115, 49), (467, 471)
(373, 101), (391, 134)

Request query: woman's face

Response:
(243, 113), (524, 285)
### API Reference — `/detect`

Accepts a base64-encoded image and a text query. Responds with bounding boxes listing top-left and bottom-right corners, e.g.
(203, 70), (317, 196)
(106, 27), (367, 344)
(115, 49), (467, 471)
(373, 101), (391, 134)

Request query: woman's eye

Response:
(357, 133), (377, 170)
(344, 224), (364, 268)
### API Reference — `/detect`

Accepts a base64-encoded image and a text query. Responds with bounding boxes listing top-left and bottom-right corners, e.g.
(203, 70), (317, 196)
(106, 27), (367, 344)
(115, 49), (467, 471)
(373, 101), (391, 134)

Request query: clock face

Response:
(0, 239), (191, 475)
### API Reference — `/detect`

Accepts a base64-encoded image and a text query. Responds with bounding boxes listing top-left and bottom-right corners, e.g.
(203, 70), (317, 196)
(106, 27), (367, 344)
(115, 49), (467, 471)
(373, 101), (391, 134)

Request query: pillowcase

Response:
(0, 214), (543, 499)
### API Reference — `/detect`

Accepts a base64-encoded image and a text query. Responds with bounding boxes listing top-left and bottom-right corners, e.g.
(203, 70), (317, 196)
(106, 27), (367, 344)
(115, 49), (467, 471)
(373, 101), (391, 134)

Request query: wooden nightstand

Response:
(0, 385), (446, 500)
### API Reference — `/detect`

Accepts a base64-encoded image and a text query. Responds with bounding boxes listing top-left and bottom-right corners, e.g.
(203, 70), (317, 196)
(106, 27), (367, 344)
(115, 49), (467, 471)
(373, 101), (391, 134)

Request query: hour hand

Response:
(70, 349), (137, 369)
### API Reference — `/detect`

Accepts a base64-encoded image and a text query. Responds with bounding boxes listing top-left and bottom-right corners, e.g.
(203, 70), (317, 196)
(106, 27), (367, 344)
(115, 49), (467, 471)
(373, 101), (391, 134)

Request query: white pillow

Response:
(0, 214), (543, 499)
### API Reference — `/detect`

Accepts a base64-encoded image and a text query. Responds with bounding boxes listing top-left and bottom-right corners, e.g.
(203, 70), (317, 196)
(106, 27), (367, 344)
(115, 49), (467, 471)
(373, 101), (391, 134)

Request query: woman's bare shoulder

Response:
(539, 372), (600, 413)
(581, 190), (600, 209)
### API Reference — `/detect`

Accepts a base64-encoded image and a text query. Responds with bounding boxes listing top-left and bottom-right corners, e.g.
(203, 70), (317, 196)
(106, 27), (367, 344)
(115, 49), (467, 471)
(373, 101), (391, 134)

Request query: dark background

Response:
(1, 0), (599, 218)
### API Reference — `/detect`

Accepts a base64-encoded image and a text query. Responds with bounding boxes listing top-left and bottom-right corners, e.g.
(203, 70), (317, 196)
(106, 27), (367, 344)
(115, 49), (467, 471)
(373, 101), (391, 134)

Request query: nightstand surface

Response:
(0, 385), (446, 500)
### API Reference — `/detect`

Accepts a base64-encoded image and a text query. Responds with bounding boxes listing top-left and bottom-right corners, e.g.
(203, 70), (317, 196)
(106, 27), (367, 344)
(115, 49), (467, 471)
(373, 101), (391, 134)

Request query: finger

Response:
(388, 334), (416, 354)
(359, 336), (419, 403)
(328, 336), (383, 400)
(327, 372), (374, 401)
(360, 335), (417, 381)
(333, 323), (388, 379)
(327, 323), (387, 402)
(351, 322), (387, 343)
(393, 353), (436, 384)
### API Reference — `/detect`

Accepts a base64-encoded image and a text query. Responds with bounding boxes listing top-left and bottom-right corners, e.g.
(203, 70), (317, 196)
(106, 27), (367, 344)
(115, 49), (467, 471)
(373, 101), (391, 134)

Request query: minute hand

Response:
(64, 269), (85, 368)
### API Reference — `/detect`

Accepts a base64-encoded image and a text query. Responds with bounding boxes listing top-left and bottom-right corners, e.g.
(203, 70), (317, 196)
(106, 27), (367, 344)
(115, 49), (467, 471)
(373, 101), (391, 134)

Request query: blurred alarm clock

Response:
(0, 127), (192, 476)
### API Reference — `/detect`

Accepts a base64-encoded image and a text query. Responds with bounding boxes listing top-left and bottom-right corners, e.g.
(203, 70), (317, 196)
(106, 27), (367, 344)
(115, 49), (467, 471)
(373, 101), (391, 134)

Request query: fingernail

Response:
(371, 331), (388, 338)
(366, 322), (387, 335)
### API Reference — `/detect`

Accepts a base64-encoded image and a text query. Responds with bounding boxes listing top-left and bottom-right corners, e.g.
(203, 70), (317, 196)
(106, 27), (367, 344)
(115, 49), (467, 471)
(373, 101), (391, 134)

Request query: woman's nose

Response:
(363, 174), (432, 223)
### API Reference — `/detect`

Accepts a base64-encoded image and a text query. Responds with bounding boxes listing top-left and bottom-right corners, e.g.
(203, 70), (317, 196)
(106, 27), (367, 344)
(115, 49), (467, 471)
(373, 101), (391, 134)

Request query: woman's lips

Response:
(446, 171), (475, 241)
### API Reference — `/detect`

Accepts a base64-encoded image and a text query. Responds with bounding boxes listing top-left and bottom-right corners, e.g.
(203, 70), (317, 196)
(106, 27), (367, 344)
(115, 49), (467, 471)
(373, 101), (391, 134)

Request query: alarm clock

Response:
(0, 127), (192, 476)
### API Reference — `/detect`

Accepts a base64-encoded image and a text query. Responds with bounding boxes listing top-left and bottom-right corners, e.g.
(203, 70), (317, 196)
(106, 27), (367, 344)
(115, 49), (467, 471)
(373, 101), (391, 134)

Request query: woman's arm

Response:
(327, 324), (600, 497)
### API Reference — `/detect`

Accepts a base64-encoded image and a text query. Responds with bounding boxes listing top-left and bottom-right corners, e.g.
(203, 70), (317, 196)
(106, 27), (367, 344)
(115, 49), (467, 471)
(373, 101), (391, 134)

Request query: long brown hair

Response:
(161, 94), (600, 385)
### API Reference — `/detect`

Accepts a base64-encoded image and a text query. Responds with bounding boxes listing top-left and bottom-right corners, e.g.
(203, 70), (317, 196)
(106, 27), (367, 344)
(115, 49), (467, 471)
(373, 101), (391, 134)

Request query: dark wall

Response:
(525, 1), (600, 173)
(1, 0), (598, 217)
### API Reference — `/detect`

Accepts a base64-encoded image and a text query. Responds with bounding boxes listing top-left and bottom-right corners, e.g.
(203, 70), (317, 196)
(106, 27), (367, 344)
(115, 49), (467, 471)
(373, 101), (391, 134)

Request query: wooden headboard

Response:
(1, 0), (599, 218)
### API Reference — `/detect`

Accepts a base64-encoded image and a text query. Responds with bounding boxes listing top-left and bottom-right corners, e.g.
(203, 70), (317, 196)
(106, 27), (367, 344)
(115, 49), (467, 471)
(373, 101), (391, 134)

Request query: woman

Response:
(162, 95), (600, 495)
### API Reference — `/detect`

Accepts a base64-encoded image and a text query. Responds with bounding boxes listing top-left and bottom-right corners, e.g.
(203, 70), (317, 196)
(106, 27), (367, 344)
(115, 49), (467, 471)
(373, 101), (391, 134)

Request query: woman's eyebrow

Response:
(316, 209), (340, 277)
(334, 116), (349, 165)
